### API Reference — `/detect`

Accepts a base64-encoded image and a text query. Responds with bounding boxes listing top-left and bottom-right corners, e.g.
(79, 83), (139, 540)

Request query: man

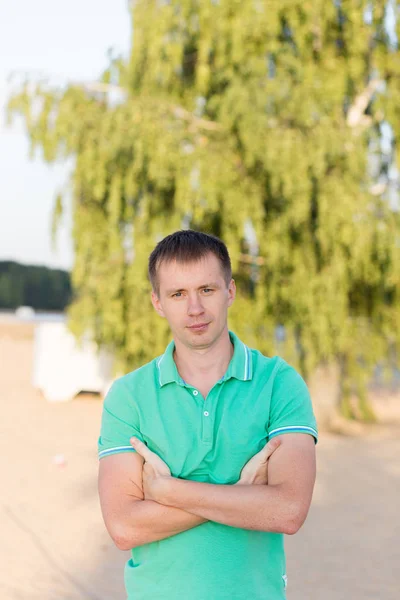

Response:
(98, 230), (318, 600)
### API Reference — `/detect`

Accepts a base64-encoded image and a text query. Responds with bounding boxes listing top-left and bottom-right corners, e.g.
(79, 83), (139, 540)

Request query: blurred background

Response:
(1, 1), (399, 598)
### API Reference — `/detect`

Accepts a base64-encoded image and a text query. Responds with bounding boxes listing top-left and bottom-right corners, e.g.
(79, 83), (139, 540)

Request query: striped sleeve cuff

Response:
(268, 425), (318, 441)
(98, 445), (137, 459)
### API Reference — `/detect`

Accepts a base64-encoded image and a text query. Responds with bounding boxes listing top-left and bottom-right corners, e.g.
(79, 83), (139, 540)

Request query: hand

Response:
(130, 437), (172, 502)
(236, 437), (282, 486)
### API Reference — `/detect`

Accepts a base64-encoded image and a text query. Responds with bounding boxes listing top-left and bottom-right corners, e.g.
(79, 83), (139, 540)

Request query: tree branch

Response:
(346, 79), (381, 128)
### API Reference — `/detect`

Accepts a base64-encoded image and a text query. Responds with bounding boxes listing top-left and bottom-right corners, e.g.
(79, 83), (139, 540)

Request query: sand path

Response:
(0, 321), (398, 599)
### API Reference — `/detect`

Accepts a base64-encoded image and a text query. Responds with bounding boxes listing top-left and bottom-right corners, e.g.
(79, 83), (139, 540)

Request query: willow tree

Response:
(8, 0), (400, 419)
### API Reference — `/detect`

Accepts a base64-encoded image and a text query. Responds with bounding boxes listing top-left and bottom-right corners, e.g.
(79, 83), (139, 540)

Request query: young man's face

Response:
(151, 252), (236, 351)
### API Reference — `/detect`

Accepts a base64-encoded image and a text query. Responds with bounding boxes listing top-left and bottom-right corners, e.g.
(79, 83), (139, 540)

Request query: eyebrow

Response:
(165, 282), (221, 295)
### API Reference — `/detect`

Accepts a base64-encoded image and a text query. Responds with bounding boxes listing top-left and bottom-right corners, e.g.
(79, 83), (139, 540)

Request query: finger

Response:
(130, 437), (154, 462)
(261, 436), (281, 459)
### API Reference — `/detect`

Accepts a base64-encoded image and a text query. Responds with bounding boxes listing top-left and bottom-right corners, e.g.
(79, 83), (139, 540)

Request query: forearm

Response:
(158, 478), (300, 534)
(115, 498), (207, 550)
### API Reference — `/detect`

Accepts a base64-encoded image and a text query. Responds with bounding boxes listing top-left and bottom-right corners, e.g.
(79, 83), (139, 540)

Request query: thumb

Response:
(130, 437), (153, 461)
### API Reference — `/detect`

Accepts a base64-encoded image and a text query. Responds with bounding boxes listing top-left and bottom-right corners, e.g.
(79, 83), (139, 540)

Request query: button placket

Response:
(201, 385), (223, 444)
(202, 405), (213, 443)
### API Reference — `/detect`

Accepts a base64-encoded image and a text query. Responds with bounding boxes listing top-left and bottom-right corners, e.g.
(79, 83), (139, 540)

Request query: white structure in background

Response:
(15, 306), (36, 320)
(33, 321), (115, 402)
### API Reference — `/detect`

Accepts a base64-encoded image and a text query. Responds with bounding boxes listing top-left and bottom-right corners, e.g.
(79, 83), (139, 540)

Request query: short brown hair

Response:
(148, 230), (232, 294)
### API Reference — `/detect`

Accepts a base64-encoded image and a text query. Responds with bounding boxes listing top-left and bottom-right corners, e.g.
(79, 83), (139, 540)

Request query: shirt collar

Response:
(156, 340), (182, 387)
(156, 330), (253, 387)
(224, 331), (253, 382)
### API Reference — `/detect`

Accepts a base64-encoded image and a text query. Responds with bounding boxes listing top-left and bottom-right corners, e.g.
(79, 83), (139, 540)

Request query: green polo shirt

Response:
(98, 331), (318, 600)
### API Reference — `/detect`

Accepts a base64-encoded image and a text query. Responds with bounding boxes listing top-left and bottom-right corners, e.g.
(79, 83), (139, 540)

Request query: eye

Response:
(202, 288), (213, 293)
(172, 292), (182, 298)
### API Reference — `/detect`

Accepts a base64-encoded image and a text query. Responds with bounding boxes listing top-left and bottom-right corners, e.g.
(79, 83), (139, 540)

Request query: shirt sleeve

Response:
(97, 377), (144, 460)
(267, 358), (318, 444)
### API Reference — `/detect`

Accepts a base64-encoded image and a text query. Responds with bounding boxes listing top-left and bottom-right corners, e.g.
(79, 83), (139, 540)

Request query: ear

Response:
(151, 290), (165, 317)
(227, 279), (236, 307)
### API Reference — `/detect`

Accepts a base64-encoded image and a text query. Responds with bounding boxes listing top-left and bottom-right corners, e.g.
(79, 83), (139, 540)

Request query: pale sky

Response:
(0, 0), (131, 270)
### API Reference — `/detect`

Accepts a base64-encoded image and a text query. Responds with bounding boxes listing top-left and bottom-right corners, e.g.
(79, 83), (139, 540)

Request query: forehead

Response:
(157, 254), (225, 291)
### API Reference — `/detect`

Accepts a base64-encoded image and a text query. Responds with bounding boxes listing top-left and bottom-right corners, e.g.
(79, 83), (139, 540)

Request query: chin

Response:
(188, 329), (219, 348)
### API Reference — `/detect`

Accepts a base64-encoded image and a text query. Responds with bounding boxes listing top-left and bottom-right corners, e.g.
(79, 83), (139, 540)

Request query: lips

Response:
(188, 323), (209, 330)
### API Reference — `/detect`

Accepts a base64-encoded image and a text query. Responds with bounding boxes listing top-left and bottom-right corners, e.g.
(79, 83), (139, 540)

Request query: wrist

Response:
(156, 475), (175, 505)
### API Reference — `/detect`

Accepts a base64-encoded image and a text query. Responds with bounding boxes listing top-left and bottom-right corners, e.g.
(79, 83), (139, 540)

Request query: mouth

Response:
(187, 323), (210, 332)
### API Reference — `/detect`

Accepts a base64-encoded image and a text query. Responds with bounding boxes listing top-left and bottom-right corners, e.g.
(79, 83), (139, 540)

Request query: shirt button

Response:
(204, 411), (209, 417)
(193, 390), (199, 396)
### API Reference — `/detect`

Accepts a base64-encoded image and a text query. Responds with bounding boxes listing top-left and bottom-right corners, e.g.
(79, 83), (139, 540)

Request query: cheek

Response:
(213, 299), (229, 315)
(163, 304), (186, 323)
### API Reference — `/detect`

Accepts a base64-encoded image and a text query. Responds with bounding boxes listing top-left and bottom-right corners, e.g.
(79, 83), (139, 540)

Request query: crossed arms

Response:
(98, 433), (316, 551)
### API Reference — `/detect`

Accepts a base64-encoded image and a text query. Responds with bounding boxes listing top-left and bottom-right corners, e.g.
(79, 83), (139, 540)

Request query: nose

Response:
(187, 293), (205, 317)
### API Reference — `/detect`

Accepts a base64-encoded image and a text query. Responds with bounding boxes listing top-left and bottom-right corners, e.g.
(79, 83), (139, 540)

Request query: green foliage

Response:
(7, 1), (400, 418)
(0, 262), (71, 311)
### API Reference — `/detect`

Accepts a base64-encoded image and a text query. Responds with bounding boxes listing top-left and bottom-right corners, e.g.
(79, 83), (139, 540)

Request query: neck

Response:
(173, 328), (233, 383)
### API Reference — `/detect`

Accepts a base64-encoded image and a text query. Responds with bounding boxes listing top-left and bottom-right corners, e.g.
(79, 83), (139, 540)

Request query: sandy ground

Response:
(0, 321), (399, 600)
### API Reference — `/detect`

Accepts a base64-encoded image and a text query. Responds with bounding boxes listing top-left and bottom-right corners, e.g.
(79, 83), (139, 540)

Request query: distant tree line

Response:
(0, 261), (71, 311)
